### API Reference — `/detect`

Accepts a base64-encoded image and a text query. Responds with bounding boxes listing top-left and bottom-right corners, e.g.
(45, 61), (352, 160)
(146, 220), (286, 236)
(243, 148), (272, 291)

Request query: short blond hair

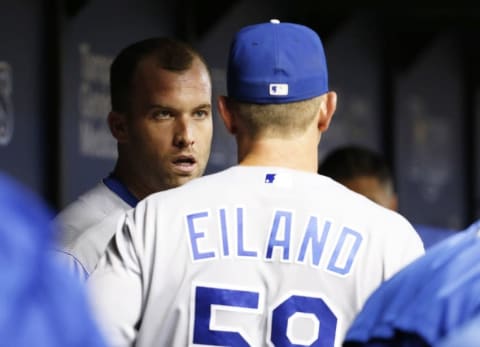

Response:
(226, 96), (322, 139)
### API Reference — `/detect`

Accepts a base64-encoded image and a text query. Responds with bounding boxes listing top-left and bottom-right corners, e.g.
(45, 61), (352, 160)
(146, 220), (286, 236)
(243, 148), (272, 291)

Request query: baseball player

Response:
(88, 20), (424, 347)
(0, 172), (107, 347)
(343, 220), (480, 347)
(54, 37), (213, 280)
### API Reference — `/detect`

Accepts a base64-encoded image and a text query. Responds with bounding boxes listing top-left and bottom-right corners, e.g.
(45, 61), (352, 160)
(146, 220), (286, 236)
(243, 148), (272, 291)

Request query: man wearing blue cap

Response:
(88, 20), (424, 347)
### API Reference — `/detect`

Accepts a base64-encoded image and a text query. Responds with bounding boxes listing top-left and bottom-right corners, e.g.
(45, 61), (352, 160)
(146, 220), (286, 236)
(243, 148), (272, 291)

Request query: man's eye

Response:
(152, 110), (171, 119)
(193, 110), (209, 118)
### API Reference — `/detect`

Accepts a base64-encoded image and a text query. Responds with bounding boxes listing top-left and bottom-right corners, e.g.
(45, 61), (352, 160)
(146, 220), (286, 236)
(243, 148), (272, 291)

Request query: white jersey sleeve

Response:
(373, 210), (424, 280)
(54, 180), (133, 280)
(53, 250), (89, 282)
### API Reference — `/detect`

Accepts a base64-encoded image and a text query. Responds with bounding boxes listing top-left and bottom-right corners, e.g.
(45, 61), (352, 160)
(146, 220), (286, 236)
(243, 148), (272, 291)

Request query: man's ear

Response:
(318, 91), (337, 132)
(108, 111), (128, 143)
(217, 96), (237, 135)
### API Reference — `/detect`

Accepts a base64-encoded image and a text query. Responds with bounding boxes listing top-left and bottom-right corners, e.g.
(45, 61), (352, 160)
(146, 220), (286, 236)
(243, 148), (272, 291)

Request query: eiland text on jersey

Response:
(185, 207), (363, 276)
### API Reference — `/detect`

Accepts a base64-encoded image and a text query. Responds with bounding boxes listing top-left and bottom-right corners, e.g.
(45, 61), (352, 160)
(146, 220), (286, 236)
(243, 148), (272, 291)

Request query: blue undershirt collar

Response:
(102, 173), (139, 207)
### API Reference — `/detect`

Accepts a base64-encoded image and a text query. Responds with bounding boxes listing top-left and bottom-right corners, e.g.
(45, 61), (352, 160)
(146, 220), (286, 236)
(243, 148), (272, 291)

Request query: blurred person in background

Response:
(0, 172), (107, 347)
(318, 145), (398, 210)
(319, 145), (455, 247)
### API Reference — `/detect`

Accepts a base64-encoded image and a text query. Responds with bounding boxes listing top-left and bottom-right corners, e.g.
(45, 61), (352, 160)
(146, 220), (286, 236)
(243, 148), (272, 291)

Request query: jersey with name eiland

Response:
(89, 165), (424, 347)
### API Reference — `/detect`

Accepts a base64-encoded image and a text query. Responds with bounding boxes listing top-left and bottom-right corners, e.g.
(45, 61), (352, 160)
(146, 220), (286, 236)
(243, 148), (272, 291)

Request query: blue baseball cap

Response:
(227, 19), (329, 104)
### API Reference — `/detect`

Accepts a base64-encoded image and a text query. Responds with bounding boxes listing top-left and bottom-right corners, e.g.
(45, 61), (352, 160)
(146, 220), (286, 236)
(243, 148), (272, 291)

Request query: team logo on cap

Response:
(269, 83), (288, 96)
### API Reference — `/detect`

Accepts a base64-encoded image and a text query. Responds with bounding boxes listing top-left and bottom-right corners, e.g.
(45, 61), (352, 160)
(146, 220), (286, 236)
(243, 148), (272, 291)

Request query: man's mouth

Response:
(172, 155), (197, 173)
(173, 156), (196, 165)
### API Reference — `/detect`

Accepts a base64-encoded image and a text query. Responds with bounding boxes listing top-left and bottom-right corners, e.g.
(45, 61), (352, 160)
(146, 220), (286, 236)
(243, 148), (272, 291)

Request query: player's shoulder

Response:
(56, 182), (110, 218)
(320, 176), (422, 241)
(62, 209), (126, 275)
(318, 174), (401, 216)
(368, 202), (421, 243)
(54, 181), (128, 244)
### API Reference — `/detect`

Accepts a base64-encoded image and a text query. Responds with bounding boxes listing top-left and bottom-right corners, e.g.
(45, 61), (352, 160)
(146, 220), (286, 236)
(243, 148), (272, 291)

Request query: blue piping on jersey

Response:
(103, 174), (139, 207)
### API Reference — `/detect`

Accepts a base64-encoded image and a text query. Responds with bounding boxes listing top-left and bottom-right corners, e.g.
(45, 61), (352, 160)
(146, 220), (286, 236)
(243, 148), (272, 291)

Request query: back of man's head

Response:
(227, 20), (329, 104)
(223, 20), (332, 139)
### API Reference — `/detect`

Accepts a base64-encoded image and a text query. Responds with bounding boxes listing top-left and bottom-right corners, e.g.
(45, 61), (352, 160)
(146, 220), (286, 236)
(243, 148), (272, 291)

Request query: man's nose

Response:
(173, 117), (194, 148)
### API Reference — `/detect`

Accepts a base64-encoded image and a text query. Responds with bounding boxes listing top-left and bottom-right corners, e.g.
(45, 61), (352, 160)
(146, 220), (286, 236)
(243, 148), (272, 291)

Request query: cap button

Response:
(270, 19), (280, 24)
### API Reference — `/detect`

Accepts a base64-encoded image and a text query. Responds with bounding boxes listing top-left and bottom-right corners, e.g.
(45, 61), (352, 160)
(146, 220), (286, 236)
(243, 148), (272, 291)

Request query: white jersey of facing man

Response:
(88, 19), (424, 347)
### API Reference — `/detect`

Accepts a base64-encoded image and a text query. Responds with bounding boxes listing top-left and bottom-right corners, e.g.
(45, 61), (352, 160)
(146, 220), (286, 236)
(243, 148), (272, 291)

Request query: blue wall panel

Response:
(0, 0), (46, 196)
(320, 15), (384, 160)
(393, 35), (467, 229)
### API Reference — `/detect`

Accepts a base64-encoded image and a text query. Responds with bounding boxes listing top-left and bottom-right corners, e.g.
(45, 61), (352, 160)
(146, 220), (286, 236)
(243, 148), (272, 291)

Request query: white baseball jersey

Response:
(88, 166), (424, 347)
(54, 176), (137, 279)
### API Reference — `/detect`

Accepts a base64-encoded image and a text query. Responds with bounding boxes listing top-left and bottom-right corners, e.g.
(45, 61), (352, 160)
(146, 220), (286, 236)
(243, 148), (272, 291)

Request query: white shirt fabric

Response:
(54, 180), (134, 280)
(88, 166), (425, 347)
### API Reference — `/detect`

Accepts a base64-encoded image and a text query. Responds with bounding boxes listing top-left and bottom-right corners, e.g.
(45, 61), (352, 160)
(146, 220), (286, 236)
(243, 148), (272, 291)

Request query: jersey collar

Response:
(103, 174), (139, 207)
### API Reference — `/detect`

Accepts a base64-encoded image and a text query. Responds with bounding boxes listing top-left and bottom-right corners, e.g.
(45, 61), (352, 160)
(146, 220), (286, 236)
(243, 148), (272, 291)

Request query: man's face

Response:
(125, 56), (213, 192)
(341, 176), (398, 211)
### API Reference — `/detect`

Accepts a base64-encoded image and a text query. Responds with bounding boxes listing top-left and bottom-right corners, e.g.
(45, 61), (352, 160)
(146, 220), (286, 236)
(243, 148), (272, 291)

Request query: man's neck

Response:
(238, 137), (319, 173)
(111, 161), (152, 201)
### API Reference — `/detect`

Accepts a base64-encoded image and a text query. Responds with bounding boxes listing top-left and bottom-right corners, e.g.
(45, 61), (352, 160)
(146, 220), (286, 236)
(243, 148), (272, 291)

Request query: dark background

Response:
(1, 0), (479, 230)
